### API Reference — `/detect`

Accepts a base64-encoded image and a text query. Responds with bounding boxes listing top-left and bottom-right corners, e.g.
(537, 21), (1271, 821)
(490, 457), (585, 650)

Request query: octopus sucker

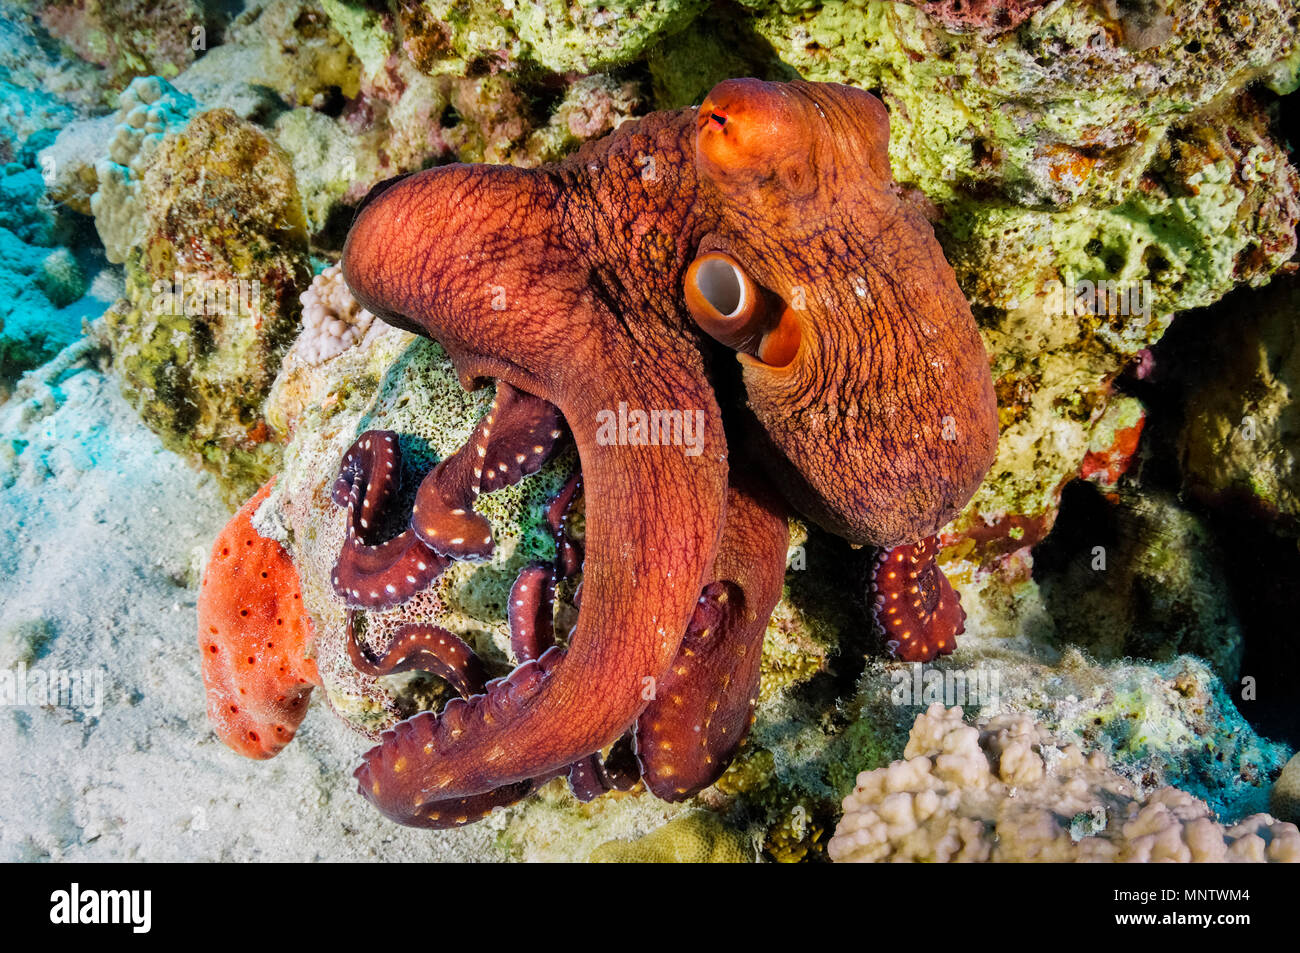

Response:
(869, 535), (965, 663)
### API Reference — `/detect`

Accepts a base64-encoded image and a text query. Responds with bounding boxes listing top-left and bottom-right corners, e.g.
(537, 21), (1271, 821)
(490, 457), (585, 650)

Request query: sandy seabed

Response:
(0, 349), (496, 861)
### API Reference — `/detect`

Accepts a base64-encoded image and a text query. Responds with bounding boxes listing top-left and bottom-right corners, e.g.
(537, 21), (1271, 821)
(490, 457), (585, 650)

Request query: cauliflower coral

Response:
(829, 704), (1299, 863)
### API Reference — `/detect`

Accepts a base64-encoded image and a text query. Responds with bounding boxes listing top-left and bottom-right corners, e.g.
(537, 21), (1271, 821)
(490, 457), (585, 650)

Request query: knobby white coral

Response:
(90, 76), (198, 263)
(829, 704), (1299, 863)
(294, 264), (381, 365)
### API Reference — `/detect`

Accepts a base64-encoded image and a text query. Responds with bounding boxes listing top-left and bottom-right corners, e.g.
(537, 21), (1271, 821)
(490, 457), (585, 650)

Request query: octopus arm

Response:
(354, 348), (729, 818)
(870, 536), (965, 662)
(636, 473), (789, 800)
(332, 430), (449, 609)
(412, 382), (565, 560)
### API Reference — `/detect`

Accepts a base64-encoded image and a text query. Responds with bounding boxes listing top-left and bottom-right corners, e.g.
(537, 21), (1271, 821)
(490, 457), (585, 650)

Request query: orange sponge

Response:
(198, 478), (320, 759)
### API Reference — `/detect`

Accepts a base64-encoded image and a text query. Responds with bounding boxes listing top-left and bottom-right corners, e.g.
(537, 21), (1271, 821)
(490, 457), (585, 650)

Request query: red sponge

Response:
(198, 478), (320, 759)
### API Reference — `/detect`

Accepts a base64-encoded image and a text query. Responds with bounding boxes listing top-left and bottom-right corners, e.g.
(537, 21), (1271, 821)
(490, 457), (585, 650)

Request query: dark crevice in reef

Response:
(1032, 478), (1119, 579)
(1036, 279), (1300, 749)
(1147, 285), (1300, 747)
(313, 200), (360, 257)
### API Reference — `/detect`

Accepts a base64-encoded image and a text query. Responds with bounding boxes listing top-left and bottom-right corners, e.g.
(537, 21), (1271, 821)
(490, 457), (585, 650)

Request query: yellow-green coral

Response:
(590, 811), (754, 863)
(101, 108), (310, 504)
(763, 801), (824, 863)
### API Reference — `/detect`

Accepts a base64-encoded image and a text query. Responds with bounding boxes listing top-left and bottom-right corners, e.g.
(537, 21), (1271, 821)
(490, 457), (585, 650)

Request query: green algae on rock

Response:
(100, 108), (311, 506)
(372, 0), (707, 75)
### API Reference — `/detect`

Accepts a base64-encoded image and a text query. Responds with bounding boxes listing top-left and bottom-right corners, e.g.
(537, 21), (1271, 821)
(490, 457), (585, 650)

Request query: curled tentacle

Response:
(347, 614), (487, 698)
(332, 430), (448, 609)
(870, 535), (965, 662)
(412, 382), (565, 561)
(567, 735), (640, 801)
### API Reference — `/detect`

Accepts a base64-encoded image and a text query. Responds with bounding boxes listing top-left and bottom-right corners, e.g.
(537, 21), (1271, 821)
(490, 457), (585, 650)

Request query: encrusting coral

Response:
(99, 107), (311, 504)
(589, 810), (754, 863)
(828, 704), (1300, 863)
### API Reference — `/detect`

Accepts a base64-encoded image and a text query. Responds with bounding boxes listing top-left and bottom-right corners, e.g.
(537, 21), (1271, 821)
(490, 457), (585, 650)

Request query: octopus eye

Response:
(708, 110), (728, 130)
(685, 253), (764, 350)
(690, 255), (747, 319)
(684, 252), (801, 368)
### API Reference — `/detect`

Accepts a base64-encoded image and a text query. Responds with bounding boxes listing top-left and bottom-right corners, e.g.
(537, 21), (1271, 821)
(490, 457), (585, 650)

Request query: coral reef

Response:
(34, 0), (206, 88)
(724, 4), (1300, 592)
(367, 0), (708, 76)
(828, 703), (1300, 862)
(99, 107), (311, 504)
(0, 50), (111, 387)
(0, 197), (97, 384)
(896, 1), (1056, 37)
(0, 9), (103, 123)
(1036, 487), (1244, 681)
(851, 650), (1290, 821)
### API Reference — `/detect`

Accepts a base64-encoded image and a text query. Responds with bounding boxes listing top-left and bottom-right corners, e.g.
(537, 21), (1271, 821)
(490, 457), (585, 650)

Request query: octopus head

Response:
(686, 78), (997, 547)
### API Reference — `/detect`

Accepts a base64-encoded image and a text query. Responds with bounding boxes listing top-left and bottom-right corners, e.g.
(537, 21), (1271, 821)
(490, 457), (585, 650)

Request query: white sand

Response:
(0, 344), (498, 861)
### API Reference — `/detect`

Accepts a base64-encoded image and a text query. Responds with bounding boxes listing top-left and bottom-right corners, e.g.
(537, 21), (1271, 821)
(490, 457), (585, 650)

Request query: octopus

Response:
(315, 78), (995, 828)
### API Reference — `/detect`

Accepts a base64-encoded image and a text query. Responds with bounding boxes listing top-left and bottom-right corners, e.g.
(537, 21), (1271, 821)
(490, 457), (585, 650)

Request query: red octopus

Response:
(202, 79), (998, 828)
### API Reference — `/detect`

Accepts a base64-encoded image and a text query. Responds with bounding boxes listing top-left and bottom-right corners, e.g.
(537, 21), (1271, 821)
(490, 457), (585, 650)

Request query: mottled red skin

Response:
(340, 79), (997, 823)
